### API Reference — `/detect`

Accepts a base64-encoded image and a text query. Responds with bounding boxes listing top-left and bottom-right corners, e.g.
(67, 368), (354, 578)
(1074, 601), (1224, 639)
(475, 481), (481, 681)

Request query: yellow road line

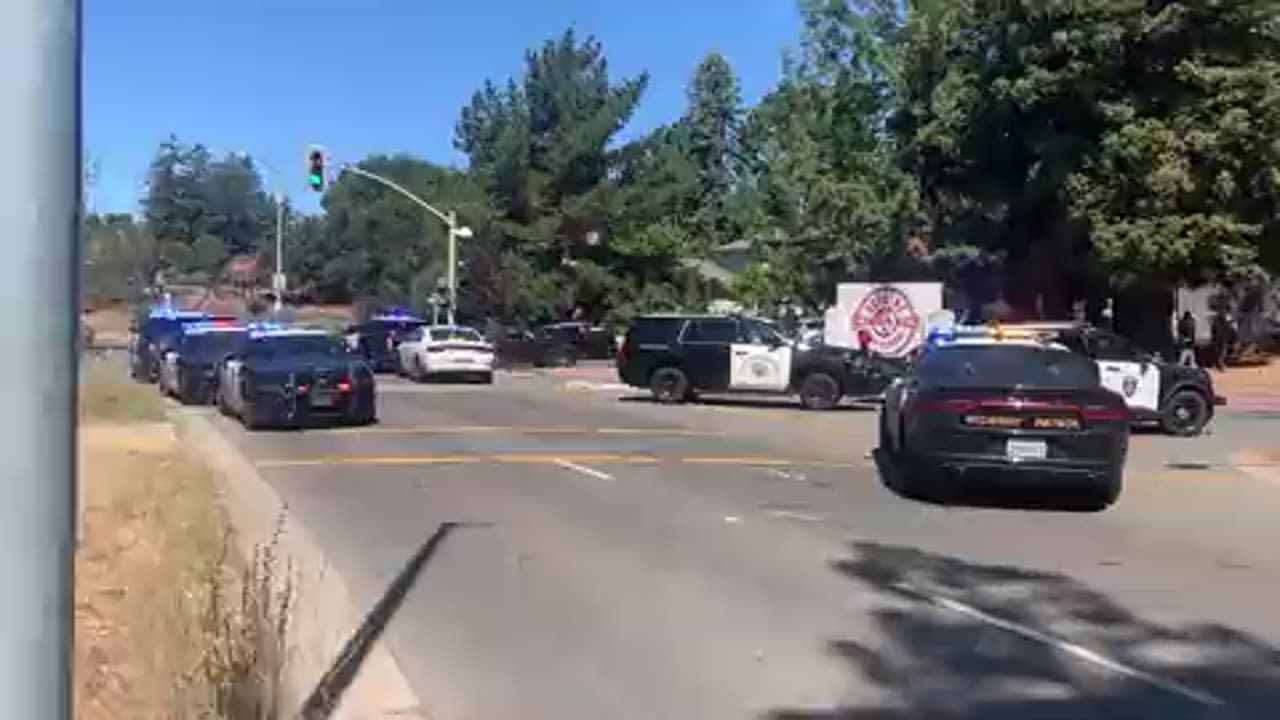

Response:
(253, 453), (861, 470)
(329, 425), (725, 438)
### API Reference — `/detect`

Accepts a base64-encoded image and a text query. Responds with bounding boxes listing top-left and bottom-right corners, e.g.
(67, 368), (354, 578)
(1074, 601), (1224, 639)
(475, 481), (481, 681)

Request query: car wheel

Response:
(798, 372), (841, 411)
(650, 367), (689, 404)
(1161, 389), (1209, 436)
(412, 355), (427, 383)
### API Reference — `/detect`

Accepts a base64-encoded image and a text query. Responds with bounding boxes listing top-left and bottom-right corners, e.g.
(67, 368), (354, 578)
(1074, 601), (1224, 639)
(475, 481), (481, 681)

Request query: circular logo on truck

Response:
(851, 285), (921, 357)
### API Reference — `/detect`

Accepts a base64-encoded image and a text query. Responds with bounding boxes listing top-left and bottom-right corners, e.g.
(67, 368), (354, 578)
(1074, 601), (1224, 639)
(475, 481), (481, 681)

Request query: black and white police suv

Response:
(879, 330), (1131, 510)
(158, 322), (249, 405)
(1000, 322), (1225, 436)
(616, 314), (907, 409)
(217, 326), (376, 429)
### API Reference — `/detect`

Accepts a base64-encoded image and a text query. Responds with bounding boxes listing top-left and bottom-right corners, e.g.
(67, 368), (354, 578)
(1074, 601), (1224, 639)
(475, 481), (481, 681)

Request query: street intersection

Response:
(199, 368), (1280, 719)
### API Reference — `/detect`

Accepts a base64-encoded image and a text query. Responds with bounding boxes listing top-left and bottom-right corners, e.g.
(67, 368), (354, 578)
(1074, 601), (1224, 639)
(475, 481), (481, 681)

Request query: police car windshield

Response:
(181, 332), (245, 361)
(918, 345), (1100, 389)
(247, 335), (345, 360)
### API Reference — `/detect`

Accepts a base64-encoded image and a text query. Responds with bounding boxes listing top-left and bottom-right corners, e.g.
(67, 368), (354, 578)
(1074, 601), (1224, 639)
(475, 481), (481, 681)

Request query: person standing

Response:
(1211, 310), (1231, 371)
(1176, 311), (1197, 367)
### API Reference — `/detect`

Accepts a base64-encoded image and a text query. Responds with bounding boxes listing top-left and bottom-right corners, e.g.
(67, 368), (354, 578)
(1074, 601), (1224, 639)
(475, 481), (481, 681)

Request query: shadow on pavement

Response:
(298, 521), (473, 719)
(764, 541), (1280, 720)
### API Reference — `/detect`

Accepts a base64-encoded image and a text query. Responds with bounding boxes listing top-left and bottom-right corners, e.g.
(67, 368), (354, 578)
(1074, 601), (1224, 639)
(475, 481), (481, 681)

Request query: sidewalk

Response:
(1213, 361), (1280, 413)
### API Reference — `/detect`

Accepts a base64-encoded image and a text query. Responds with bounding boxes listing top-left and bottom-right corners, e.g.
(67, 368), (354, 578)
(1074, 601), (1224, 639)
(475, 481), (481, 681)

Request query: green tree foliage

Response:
(141, 136), (277, 272)
(684, 52), (745, 250)
(897, 0), (1280, 311)
(737, 0), (919, 310)
(318, 154), (489, 305)
(82, 213), (157, 303)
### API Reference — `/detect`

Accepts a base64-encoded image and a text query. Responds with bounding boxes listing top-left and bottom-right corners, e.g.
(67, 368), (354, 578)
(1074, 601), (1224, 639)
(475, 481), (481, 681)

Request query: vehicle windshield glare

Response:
(918, 345), (1100, 389)
(247, 335), (345, 360)
(181, 332), (246, 361)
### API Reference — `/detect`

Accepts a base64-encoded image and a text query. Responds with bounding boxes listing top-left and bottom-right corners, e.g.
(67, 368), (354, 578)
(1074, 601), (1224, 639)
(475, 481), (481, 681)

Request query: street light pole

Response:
(0, 0), (79, 718)
(274, 193), (285, 313)
(339, 164), (472, 324)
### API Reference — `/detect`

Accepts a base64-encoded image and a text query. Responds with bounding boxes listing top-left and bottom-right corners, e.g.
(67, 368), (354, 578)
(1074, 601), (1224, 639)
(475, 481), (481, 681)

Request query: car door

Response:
(1090, 331), (1160, 412)
(730, 318), (793, 393)
(679, 318), (736, 391)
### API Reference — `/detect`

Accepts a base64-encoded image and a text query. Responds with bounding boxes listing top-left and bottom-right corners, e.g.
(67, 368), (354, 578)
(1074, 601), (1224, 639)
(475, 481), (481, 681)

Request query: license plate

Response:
(310, 392), (335, 407)
(454, 356), (475, 363)
(1006, 439), (1047, 461)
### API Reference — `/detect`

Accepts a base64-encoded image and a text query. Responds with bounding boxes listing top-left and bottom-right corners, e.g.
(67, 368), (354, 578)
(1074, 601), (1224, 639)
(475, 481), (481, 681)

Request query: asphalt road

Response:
(202, 371), (1280, 720)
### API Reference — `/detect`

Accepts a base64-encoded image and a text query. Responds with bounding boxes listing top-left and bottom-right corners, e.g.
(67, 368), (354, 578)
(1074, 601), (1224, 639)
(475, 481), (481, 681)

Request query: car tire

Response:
(650, 367), (689, 404)
(798, 372), (841, 411)
(243, 399), (266, 430)
(411, 355), (427, 383)
(1160, 389), (1209, 437)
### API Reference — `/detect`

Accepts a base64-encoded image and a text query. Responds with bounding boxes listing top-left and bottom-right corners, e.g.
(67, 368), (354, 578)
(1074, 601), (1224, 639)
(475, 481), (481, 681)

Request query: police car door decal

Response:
(729, 343), (792, 392)
(1098, 360), (1160, 411)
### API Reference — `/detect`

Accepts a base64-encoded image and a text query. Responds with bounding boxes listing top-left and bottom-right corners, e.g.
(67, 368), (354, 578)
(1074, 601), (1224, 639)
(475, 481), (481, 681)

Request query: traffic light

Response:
(306, 146), (325, 192)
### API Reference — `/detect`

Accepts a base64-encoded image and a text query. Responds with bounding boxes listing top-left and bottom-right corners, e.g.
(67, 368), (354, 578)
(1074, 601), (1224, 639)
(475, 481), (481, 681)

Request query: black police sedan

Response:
(343, 312), (428, 373)
(216, 328), (376, 429)
(129, 309), (237, 383)
(158, 324), (249, 404)
(878, 336), (1131, 511)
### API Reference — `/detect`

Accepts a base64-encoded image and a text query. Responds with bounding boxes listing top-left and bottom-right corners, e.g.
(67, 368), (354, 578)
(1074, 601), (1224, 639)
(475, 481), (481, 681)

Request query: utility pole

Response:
(0, 1), (79, 718)
(446, 210), (459, 325)
(339, 164), (473, 325)
(274, 193), (285, 313)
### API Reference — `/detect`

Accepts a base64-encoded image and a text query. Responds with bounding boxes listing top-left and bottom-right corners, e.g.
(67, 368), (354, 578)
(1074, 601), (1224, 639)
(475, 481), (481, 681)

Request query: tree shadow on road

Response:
(764, 541), (1280, 720)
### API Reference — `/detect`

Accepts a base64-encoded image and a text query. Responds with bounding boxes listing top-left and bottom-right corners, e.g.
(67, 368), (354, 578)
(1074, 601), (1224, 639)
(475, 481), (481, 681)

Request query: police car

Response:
(983, 323), (1224, 436)
(217, 325), (376, 429)
(158, 321), (249, 404)
(616, 313), (907, 409)
(343, 310), (429, 373)
(394, 324), (496, 383)
(129, 307), (236, 383)
(880, 327), (1130, 510)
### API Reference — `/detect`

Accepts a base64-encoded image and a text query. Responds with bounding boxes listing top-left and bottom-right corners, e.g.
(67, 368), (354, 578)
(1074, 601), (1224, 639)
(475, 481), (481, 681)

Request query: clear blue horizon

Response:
(85, 0), (803, 216)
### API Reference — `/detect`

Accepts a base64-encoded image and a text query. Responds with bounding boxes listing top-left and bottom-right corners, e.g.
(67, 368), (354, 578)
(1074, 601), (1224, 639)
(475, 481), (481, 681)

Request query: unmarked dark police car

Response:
(217, 327), (376, 429)
(878, 329), (1131, 510)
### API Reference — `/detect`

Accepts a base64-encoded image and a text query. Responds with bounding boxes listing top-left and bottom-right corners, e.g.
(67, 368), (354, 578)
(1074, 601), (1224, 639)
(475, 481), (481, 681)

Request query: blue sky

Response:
(85, 0), (803, 215)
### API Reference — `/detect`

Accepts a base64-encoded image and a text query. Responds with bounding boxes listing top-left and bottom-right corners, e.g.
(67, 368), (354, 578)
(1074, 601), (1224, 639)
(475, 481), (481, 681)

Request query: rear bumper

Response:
(902, 451), (1122, 489)
(423, 359), (494, 375)
(249, 387), (375, 427)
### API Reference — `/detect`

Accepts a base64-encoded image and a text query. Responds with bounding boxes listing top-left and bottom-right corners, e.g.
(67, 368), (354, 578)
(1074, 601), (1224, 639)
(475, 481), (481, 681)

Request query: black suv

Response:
(616, 314), (905, 409)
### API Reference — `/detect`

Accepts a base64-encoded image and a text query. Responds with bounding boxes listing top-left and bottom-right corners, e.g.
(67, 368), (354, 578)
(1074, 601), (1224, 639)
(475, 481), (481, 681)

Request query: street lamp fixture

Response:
(456, 226), (474, 239)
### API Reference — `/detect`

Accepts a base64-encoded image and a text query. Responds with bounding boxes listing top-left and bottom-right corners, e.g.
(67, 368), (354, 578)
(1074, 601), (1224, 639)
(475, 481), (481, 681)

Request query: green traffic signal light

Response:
(306, 148), (325, 192)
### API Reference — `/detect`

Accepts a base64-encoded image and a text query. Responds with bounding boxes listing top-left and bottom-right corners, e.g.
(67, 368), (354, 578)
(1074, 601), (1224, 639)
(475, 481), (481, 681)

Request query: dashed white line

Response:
(553, 458), (614, 481)
(766, 509), (822, 523)
(891, 581), (1225, 708)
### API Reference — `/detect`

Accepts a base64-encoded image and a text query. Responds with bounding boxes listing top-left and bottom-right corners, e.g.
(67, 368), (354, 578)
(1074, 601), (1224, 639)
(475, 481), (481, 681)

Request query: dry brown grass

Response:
(76, 362), (290, 719)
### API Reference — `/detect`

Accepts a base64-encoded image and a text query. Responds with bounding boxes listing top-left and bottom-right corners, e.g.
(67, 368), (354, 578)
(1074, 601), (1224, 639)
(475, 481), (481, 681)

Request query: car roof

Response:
(248, 328), (333, 339)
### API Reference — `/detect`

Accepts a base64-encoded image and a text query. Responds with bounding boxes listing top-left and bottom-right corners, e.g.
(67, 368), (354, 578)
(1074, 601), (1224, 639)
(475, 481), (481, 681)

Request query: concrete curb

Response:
(170, 408), (428, 720)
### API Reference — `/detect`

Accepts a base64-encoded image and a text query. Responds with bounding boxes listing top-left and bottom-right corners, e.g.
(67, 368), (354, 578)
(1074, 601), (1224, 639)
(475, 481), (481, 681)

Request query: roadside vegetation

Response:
(76, 354), (289, 719)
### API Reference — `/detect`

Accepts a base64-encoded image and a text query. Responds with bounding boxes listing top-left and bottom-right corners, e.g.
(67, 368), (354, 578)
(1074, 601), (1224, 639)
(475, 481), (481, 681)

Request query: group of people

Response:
(1176, 310), (1238, 371)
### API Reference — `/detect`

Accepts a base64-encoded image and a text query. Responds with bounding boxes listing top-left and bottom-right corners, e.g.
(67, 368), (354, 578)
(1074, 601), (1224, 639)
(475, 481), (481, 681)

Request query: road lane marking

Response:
(553, 458), (614, 481)
(330, 425), (726, 438)
(766, 509), (821, 522)
(256, 455), (482, 468)
(891, 582), (1225, 707)
(253, 454), (859, 469)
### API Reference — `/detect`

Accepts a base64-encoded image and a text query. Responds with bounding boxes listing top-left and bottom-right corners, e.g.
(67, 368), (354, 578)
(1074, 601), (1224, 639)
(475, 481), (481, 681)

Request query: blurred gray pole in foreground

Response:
(0, 0), (80, 718)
